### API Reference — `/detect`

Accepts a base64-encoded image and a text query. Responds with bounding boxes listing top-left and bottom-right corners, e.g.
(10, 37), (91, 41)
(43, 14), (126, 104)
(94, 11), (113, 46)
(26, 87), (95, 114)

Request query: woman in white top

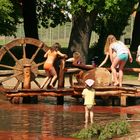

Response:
(136, 45), (140, 80)
(107, 35), (133, 87)
(136, 45), (140, 64)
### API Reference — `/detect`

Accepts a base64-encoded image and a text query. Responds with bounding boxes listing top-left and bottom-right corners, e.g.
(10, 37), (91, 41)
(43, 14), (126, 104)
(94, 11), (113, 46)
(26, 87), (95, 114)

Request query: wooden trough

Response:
(0, 37), (140, 106)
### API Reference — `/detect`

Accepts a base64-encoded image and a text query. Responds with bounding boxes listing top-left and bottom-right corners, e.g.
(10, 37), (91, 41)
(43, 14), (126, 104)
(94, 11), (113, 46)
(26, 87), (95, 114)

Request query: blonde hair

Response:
(73, 52), (80, 59)
(104, 35), (116, 54)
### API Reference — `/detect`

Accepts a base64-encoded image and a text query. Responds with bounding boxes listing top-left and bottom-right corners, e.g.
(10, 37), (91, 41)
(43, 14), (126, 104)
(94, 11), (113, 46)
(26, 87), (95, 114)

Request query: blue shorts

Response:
(118, 53), (128, 61)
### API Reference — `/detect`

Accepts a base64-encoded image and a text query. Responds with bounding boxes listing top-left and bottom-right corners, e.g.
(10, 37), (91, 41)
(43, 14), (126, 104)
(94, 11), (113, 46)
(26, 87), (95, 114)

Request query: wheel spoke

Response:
(30, 43), (43, 63)
(33, 79), (41, 88)
(3, 46), (21, 66)
(14, 80), (21, 89)
(0, 64), (22, 71)
(22, 45), (26, 61)
(0, 72), (23, 83)
(37, 71), (46, 77)
(35, 61), (45, 67)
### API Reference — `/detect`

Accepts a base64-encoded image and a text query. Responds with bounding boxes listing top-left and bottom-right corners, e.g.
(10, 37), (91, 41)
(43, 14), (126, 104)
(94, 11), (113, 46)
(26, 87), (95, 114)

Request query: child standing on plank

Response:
(40, 42), (67, 89)
(82, 79), (96, 125)
(107, 35), (132, 87)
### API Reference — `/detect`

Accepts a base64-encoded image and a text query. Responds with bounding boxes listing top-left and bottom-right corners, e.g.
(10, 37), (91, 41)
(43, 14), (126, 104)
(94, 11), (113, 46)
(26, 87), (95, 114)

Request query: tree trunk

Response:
(22, 0), (39, 103)
(68, 11), (97, 63)
(22, 0), (38, 39)
(131, 2), (140, 52)
(22, 0), (39, 58)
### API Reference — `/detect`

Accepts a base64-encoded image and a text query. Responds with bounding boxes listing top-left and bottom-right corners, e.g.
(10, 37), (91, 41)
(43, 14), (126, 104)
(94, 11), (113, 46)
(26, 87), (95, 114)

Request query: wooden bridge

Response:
(0, 37), (140, 106)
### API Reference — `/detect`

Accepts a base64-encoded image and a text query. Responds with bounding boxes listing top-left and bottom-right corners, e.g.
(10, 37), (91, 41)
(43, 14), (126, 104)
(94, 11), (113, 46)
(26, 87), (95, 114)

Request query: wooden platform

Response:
(4, 84), (140, 106)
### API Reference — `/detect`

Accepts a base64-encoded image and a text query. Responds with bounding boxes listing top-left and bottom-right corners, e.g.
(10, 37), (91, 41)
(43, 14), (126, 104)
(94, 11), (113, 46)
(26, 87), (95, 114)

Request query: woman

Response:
(107, 35), (133, 87)
(40, 42), (67, 89)
(136, 45), (140, 80)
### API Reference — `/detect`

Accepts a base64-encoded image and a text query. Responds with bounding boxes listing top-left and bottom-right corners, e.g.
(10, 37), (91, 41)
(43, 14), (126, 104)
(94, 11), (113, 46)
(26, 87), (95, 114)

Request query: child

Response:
(136, 45), (140, 80)
(82, 79), (96, 125)
(66, 51), (83, 65)
(136, 45), (140, 64)
(40, 42), (67, 89)
(107, 35), (132, 87)
(98, 36), (118, 85)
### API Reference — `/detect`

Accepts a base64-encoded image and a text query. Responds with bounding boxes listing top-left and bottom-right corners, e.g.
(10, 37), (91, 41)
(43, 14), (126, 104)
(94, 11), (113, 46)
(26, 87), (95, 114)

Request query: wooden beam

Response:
(107, 67), (140, 73)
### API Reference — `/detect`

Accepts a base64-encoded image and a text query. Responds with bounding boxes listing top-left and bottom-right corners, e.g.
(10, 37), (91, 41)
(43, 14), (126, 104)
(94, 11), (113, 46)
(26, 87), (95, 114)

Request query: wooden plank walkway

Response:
(4, 85), (140, 106)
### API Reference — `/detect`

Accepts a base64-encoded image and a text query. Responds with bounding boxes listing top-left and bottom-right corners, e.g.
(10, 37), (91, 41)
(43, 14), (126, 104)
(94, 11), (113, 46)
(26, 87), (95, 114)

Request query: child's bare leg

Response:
(50, 75), (57, 87)
(90, 110), (94, 124)
(85, 106), (89, 124)
(49, 67), (57, 87)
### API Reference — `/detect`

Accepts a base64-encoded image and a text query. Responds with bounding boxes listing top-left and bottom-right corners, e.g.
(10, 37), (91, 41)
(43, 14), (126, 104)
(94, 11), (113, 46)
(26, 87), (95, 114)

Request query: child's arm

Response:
(44, 50), (49, 58)
(66, 57), (75, 62)
(98, 53), (109, 67)
(128, 49), (133, 63)
(57, 51), (67, 58)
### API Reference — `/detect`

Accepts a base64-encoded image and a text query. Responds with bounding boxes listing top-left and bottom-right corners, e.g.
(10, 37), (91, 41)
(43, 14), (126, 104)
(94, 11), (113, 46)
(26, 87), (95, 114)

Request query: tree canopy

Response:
(0, 0), (21, 36)
(0, 0), (140, 59)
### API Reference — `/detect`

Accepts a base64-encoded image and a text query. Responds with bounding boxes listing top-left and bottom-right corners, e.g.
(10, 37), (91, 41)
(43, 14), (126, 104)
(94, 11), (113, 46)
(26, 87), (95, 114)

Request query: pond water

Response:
(0, 96), (140, 140)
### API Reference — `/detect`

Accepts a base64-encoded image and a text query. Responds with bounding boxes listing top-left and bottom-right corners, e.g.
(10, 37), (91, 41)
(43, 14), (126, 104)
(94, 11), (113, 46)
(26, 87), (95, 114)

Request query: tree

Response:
(94, 0), (138, 62)
(0, 0), (21, 36)
(67, 0), (104, 62)
(131, 2), (140, 52)
(36, 0), (70, 28)
(22, 0), (38, 39)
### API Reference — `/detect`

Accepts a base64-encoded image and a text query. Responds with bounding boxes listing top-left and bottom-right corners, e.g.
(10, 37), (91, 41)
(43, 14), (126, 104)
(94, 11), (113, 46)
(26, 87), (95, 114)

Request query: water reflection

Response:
(0, 98), (140, 139)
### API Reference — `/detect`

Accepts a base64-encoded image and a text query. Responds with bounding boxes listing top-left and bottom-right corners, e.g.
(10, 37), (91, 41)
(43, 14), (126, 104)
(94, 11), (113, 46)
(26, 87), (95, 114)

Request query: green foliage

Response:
(71, 0), (104, 14)
(94, 0), (139, 38)
(0, 0), (21, 36)
(36, 0), (70, 28)
(71, 120), (130, 140)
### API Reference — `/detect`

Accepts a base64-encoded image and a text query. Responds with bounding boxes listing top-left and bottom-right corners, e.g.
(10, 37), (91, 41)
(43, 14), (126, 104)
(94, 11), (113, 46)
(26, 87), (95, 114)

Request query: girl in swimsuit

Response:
(107, 35), (133, 87)
(41, 42), (67, 89)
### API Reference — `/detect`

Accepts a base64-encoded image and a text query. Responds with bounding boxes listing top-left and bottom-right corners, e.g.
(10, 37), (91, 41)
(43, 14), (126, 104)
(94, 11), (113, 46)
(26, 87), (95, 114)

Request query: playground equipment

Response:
(0, 38), (140, 106)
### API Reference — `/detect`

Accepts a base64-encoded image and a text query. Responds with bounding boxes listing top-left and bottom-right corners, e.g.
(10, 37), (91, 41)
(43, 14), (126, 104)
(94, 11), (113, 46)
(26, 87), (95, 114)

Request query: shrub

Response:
(71, 120), (130, 140)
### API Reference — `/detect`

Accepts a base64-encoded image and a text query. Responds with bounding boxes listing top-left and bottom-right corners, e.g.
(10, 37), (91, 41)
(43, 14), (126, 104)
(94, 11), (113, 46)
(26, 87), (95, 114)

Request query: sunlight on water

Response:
(0, 97), (140, 139)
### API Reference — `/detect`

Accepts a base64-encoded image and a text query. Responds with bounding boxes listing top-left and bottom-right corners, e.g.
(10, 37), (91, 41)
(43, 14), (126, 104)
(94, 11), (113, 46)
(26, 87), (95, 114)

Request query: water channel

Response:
(0, 95), (140, 140)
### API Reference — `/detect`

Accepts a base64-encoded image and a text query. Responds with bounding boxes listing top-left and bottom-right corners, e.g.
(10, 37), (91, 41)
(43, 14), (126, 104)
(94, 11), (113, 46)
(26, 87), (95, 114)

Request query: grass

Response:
(71, 120), (130, 140)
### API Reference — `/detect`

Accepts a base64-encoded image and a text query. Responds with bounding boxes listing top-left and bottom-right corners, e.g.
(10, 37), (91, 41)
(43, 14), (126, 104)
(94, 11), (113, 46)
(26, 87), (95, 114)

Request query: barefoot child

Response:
(82, 79), (96, 124)
(40, 43), (67, 89)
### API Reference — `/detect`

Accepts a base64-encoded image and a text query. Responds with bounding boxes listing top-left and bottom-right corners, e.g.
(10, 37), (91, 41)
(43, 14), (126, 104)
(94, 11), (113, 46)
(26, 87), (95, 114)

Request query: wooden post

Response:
(23, 64), (31, 89)
(120, 95), (127, 107)
(22, 64), (38, 104)
(57, 58), (65, 105)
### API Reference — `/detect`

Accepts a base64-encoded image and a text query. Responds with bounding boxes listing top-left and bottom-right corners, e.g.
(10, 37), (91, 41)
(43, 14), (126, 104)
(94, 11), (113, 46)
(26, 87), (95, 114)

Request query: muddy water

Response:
(0, 96), (140, 140)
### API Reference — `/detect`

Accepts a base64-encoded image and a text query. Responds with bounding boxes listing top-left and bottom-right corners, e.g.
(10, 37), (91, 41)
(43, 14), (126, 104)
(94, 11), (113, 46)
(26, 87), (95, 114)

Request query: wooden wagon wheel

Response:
(0, 37), (48, 90)
(80, 67), (111, 86)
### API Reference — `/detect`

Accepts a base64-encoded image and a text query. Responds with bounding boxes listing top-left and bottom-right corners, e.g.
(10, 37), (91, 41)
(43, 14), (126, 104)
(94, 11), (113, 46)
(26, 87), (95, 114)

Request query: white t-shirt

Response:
(137, 45), (140, 57)
(82, 88), (95, 105)
(110, 41), (128, 56)
(136, 45), (140, 63)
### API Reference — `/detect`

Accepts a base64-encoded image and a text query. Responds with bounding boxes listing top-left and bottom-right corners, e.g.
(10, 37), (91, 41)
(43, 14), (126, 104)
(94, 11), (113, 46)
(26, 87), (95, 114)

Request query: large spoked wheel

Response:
(0, 38), (48, 90)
